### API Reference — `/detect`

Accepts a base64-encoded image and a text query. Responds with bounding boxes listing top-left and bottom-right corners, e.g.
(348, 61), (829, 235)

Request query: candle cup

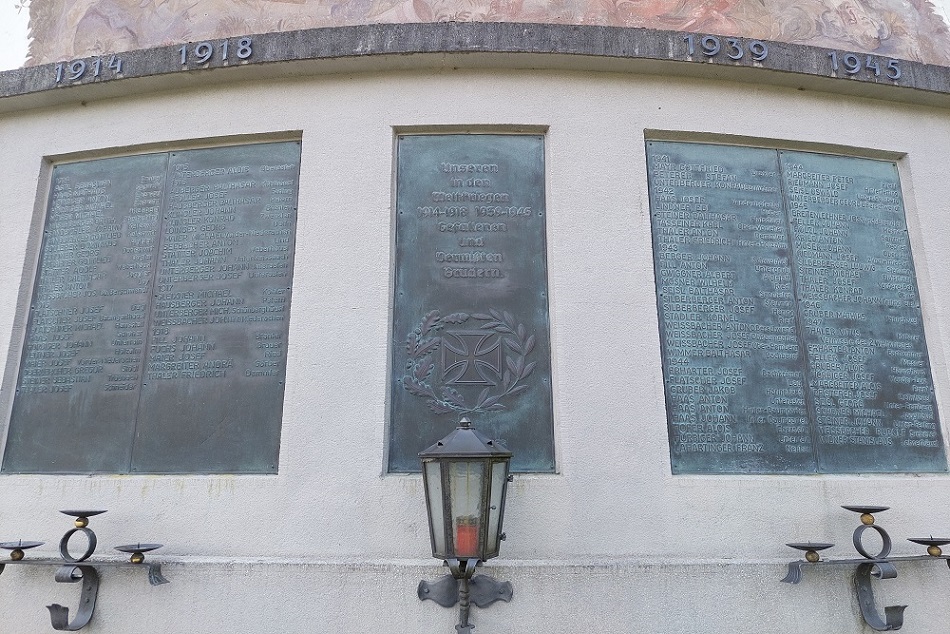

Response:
(907, 537), (950, 557)
(60, 510), (107, 529)
(115, 543), (162, 564)
(0, 540), (44, 561)
(786, 542), (834, 563)
(841, 505), (889, 526)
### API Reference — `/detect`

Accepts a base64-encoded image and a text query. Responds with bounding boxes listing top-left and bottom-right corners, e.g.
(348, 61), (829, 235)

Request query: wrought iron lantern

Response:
(417, 417), (514, 633)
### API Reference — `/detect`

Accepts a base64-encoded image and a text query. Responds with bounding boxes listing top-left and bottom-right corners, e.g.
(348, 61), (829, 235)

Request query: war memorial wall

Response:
(2, 16), (950, 634)
(2, 131), (943, 478)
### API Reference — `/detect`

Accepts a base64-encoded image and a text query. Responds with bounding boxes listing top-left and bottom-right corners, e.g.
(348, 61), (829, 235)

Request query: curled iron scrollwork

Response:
(47, 565), (99, 631)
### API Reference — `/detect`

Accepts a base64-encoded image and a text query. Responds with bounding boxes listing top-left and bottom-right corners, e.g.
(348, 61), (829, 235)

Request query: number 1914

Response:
(55, 55), (123, 83)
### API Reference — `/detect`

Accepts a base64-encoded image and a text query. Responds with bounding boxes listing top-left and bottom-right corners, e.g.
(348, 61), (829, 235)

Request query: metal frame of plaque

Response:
(3, 140), (301, 474)
(646, 139), (946, 474)
(388, 133), (556, 473)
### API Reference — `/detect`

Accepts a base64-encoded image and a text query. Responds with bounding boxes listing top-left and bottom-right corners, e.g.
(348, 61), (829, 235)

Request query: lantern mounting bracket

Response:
(419, 558), (513, 633)
(418, 558), (514, 608)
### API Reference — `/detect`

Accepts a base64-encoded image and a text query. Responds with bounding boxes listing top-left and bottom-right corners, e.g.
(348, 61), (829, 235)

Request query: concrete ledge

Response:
(1, 556), (945, 633)
(2, 23), (950, 114)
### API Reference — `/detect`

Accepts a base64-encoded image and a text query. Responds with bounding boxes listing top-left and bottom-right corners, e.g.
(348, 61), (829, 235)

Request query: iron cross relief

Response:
(441, 331), (503, 386)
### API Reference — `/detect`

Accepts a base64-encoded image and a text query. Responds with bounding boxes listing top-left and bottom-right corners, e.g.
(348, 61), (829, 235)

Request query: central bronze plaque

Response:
(5, 141), (301, 474)
(389, 134), (555, 473)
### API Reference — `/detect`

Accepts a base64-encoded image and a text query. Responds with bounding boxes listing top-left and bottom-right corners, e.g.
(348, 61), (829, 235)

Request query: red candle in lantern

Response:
(455, 516), (479, 558)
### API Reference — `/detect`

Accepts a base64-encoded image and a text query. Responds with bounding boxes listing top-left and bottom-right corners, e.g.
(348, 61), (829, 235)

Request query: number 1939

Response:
(684, 34), (768, 62)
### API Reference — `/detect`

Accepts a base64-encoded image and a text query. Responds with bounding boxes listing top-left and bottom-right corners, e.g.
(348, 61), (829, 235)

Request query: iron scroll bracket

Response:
(781, 506), (950, 631)
(854, 562), (905, 631)
(0, 559), (169, 630)
(48, 565), (99, 631)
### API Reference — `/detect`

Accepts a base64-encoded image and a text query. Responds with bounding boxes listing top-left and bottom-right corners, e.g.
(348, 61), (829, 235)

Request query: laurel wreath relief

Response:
(403, 309), (536, 414)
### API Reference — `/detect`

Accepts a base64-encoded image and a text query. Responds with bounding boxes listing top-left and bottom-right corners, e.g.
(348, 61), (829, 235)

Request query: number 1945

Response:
(828, 52), (900, 79)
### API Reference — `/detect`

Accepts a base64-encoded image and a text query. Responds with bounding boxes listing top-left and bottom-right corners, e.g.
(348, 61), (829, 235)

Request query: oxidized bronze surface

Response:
(389, 134), (555, 473)
(648, 140), (944, 474)
(4, 141), (301, 473)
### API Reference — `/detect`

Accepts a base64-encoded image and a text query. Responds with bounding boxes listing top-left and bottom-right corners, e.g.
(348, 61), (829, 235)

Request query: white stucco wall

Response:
(1, 58), (949, 633)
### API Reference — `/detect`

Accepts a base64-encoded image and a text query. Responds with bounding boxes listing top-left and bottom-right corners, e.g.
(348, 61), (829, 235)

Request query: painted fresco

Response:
(23, 0), (950, 67)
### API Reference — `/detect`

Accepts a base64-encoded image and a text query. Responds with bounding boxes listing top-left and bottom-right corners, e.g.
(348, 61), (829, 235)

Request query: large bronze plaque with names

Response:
(647, 141), (945, 474)
(4, 141), (301, 474)
(389, 134), (555, 473)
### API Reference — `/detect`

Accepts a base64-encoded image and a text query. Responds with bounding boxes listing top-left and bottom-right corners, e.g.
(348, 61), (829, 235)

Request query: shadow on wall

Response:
(23, 0), (950, 67)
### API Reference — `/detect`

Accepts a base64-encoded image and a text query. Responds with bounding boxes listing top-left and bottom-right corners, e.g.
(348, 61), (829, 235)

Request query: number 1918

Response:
(180, 38), (253, 65)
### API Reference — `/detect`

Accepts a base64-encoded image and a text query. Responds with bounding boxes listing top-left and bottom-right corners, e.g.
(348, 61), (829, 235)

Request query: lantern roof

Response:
(419, 418), (512, 460)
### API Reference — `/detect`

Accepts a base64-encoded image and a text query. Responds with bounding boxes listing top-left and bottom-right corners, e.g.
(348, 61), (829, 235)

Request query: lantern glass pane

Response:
(486, 460), (508, 553)
(448, 460), (484, 559)
(424, 461), (447, 555)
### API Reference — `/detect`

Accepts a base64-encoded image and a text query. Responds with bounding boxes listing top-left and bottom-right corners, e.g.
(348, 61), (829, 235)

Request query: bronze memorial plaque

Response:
(647, 140), (945, 474)
(389, 134), (555, 473)
(4, 141), (301, 473)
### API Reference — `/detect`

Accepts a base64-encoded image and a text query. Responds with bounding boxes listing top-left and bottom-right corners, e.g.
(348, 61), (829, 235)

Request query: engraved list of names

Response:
(647, 141), (944, 474)
(5, 141), (301, 474)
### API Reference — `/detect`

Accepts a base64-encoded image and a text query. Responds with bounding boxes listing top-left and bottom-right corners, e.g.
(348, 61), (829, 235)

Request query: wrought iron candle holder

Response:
(782, 505), (950, 631)
(0, 510), (168, 631)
